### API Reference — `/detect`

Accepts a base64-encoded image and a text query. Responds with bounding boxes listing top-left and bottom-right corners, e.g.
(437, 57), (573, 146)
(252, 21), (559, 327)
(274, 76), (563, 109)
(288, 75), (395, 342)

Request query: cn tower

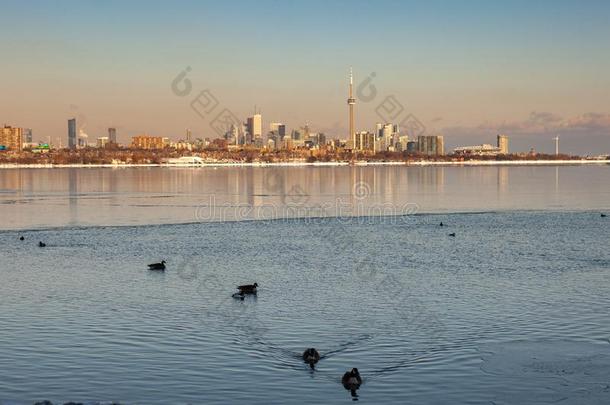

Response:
(347, 67), (356, 150)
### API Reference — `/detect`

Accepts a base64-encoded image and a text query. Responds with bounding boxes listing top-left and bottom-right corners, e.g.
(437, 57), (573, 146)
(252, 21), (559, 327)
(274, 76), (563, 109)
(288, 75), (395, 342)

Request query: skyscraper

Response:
(497, 134), (509, 154)
(246, 114), (262, 142)
(347, 68), (356, 149)
(186, 128), (192, 143)
(23, 128), (33, 144)
(108, 127), (117, 144)
(68, 118), (76, 149)
(417, 135), (444, 156)
(269, 122), (286, 138)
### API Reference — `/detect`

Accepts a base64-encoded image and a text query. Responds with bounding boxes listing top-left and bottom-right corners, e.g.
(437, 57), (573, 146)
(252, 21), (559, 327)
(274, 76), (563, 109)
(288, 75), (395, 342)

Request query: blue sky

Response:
(1, 0), (609, 153)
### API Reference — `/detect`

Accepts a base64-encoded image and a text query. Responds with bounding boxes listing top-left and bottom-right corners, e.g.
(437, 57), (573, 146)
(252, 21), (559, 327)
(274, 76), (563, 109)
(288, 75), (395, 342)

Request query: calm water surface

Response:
(0, 166), (609, 404)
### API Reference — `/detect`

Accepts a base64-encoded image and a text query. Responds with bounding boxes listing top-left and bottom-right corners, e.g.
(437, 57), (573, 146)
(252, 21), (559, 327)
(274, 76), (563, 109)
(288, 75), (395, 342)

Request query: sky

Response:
(1, 0), (610, 154)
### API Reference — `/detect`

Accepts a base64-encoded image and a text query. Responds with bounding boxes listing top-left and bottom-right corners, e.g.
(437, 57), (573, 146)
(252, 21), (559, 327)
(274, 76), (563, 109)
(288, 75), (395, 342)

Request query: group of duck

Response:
(302, 348), (362, 394)
(148, 266), (364, 396)
(150, 260), (359, 389)
(232, 284), (362, 395)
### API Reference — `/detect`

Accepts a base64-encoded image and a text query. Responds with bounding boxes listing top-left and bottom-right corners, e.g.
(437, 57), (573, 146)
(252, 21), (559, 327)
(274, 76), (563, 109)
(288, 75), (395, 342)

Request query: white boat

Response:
(163, 156), (205, 166)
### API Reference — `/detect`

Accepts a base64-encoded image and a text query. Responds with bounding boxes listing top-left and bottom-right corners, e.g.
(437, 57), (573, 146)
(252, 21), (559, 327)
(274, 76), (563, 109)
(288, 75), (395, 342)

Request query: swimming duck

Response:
(237, 283), (258, 294)
(342, 368), (362, 397)
(602, 214), (607, 218)
(148, 260), (166, 270)
(302, 348), (321, 369)
(19, 236), (24, 241)
(439, 222), (444, 227)
(448, 233), (456, 237)
(38, 241), (46, 247)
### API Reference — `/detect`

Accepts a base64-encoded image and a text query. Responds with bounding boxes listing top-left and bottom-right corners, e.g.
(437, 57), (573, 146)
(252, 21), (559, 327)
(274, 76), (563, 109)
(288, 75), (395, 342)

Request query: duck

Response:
(439, 222), (444, 227)
(342, 368), (362, 396)
(448, 232), (456, 237)
(38, 241), (46, 247)
(302, 348), (321, 369)
(148, 260), (166, 270)
(19, 236), (25, 241)
(237, 283), (258, 294)
(602, 214), (607, 218)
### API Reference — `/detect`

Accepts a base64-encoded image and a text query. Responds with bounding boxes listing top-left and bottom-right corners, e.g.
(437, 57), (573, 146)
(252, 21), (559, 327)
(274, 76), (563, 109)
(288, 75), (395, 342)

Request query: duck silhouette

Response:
(602, 214), (607, 218)
(448, 233), (456, 237)
(302, 348), (321, 369)
(19, 236), (24, 241)
(148, 260), (166, 270)
(38, 241), (46, 247)
(237, 283), (258, 294)
(342, 368), (362, 398)
(439, 222), (444, 227)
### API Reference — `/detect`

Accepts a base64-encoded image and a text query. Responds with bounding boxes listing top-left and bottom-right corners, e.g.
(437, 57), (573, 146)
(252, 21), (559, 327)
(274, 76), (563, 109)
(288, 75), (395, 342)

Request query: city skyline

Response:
(1, 1), (610, 154)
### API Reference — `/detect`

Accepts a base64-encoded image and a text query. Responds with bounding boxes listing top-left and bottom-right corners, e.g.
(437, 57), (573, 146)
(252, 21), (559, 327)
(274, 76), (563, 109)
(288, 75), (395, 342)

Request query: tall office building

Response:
(23, 128), (33, 143)
(497, 134), (509, 154)
(382, 123), (394, 147)
(417, 135), (444, 156)
(186, 128), (192, 143)
(68, 118), (77, 149)
(347, 68), (356, 149)
(269, 122), (286, 138)
(0, 125), (23, 151)
(246, 114), (262, 142)
(108, 127), (117, 144)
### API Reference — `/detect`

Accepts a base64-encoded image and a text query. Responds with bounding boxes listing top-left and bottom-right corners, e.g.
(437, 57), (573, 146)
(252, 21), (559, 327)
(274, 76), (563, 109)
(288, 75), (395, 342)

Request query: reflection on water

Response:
(0, 165), (608, 230)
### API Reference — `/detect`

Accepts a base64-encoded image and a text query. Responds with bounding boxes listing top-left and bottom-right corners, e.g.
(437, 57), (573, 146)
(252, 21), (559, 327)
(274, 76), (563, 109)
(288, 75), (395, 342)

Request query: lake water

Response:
(0, 166), (609, 404)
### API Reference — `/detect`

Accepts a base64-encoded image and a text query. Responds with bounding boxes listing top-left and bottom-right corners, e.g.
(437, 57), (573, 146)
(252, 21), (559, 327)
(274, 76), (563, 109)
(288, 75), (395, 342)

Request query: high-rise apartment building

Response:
(23, 128), (33, 143)
(68, 118), (77, 149)
(0, 125), (23, 151)
(417, 135), (444, 156)
(497, 134), (509, 154)
(108, 127), (117, 144)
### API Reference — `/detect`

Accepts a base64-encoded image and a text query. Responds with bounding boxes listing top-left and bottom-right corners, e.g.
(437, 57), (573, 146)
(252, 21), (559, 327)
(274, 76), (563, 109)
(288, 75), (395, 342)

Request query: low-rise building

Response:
(453, 144), (502, 156)
(131, 135), (167, 150)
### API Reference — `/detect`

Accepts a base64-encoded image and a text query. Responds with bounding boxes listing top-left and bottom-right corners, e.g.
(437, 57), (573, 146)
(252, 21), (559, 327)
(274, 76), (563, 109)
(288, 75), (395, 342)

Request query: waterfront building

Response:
(246, 114), (262, 143)
(453, 144), (502, 156)
(108, 127), (117, 144)
(23, 128), (33, 144)
(68, 118), (77, 149)
(0, 125), (23, 151)
(355, 131), (375, 151)
(269, 122), (286, 138)
(97, 137), (109, 148)
(417, 135), (444, 156)
(131, 135), (167, 149)
(406, 140), (418, 153)
(497, 134), (509, 154)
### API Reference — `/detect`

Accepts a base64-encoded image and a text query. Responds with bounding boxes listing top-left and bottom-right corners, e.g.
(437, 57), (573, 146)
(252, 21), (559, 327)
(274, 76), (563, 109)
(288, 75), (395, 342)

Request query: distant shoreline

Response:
(0, 159), (608, 169)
